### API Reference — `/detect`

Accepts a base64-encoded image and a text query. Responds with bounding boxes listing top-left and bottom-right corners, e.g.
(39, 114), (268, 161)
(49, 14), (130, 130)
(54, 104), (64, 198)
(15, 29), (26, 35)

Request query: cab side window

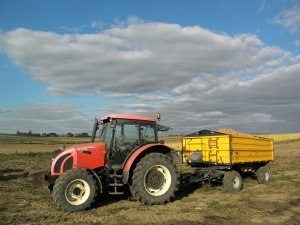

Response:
(140, 122), (156, 144)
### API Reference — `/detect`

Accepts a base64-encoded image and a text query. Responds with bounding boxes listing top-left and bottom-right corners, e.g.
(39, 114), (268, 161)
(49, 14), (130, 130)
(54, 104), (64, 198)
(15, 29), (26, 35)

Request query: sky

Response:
(0, 0), (300, 135)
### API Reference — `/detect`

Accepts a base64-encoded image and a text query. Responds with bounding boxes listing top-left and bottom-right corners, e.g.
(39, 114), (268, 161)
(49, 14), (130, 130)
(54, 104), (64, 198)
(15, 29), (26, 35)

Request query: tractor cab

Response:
(94, 114), (158, 166)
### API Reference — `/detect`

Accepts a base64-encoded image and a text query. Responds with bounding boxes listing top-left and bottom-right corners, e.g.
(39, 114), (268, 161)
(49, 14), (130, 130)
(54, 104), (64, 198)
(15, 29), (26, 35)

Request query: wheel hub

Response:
(265, 172), (270, 181)
(146, 170), (164, 189)
(232, 176), (240, 188)
(73, 187), (82, 196)
(144, 165), (172, 196)
(65, 179), (90, 205)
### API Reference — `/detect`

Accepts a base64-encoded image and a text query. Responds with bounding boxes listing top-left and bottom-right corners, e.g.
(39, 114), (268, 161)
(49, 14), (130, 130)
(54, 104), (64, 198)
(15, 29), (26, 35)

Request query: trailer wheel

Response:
(53, 170), (97, 212)
(256, 166), (271, 184)
(223, 171), (243, 192)
(131, 153), (179, 205)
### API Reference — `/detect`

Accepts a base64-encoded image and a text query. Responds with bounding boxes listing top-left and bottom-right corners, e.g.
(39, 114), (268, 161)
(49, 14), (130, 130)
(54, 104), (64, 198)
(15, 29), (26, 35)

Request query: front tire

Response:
(52, 170), (97, 212)
(131, 153), (179, 205)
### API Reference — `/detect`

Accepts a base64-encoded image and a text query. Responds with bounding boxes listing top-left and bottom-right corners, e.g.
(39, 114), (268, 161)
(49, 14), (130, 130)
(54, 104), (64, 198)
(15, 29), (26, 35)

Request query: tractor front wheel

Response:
(52, 170), (97, 212)
(131, 153), (179, 205)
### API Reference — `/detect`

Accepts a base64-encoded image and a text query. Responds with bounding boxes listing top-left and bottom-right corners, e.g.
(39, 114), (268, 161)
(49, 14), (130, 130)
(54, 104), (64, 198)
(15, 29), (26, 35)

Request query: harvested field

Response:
(0, 135), (90, 154)
(0, 136), (299, 225)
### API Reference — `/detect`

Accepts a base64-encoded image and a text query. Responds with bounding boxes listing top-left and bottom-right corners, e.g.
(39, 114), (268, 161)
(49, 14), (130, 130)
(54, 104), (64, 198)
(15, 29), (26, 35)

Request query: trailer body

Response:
(182, 130), (274, 167)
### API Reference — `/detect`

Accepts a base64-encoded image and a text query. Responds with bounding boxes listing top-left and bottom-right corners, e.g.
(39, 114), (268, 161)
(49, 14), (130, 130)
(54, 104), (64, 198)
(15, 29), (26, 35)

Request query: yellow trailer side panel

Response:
(182, 135), (231, 164)
(231, 137), (274, 164)
(182, 132), (274, 165)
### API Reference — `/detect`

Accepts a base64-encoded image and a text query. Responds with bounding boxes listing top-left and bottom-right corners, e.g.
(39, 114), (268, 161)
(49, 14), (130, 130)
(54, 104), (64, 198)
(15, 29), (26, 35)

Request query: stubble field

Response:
(0, 134), (299, 225)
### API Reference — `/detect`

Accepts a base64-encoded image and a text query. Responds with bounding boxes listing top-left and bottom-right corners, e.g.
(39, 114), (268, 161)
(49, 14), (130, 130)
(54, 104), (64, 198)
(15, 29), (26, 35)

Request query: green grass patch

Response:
(206, 200), (219, 208)
(21, 188), (33, 193)
(178, 207), (191, 213)
(106, 206), (130, 214)
(273, 174), (294, 181)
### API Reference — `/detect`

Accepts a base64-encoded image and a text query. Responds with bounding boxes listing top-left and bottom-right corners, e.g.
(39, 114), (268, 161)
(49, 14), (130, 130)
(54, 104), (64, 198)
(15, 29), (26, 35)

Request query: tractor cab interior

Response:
(99, 118), (157, 166)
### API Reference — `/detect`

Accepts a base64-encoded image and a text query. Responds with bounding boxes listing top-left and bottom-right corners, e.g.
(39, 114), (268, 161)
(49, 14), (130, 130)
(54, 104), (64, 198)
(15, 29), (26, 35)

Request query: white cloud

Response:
(273, 4), (300, 33)
(90, 19), (104, 29)
(0, 20), (300, 133)
(104, 62), (300, 133)
(0, 104), (93, 134)
(0, 22), (291, 96)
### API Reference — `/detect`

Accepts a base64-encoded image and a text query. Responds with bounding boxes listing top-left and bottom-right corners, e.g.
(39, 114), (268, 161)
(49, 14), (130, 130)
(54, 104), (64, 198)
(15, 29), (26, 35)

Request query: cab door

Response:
(111, 119), (140, 166)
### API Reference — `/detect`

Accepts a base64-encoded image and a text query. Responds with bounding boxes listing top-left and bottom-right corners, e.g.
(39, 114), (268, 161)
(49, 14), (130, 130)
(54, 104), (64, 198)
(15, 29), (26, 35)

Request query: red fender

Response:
(123, 143), (171, 173)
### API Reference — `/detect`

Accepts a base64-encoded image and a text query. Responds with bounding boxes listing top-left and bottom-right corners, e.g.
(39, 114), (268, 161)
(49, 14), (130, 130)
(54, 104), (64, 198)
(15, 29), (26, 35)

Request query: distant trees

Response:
(15, 131), (90, 137)
(16, 130), (40, 137)
(65, 132), (74, 137)
(16, 131), (56, 137)
(75, 132), (89, 137)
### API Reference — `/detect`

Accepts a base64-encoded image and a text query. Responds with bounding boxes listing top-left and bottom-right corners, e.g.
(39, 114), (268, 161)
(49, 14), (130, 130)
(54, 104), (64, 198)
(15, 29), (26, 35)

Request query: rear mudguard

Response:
(122, 143), (172, 184)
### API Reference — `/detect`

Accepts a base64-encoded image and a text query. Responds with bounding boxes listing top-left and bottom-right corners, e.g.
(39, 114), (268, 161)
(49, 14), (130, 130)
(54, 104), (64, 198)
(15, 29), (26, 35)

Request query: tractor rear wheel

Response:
(131, 153), (179, 205)
(256, 166), (271, 184)
(223, 170), (243, 192)
(52, 170), (97, 212)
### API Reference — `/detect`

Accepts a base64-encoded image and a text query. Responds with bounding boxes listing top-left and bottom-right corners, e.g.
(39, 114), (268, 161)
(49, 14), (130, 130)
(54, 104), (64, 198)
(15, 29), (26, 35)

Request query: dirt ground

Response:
(0, 140), (299, 225)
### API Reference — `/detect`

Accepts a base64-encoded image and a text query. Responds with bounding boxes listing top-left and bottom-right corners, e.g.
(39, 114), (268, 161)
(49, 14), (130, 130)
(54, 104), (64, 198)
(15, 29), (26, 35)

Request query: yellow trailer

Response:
(181, 130), (274, 192)
(183, 130), (274, 165)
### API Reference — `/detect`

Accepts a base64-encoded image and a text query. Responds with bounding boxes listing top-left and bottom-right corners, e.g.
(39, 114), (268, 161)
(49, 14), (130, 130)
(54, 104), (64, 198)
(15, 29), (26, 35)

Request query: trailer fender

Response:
(122, 143), (172, 184)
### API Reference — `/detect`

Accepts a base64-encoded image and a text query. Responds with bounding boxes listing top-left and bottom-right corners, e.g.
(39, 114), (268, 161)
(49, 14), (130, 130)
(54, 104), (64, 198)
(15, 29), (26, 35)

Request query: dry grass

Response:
(0, 140), (299, 225)
(255, 133), (300, 143)
(0, 135), (90, 154)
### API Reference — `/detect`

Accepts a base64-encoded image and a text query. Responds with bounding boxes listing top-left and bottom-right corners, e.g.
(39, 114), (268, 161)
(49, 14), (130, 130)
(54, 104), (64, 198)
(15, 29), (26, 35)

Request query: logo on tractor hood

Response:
(76, 146), (96, 151)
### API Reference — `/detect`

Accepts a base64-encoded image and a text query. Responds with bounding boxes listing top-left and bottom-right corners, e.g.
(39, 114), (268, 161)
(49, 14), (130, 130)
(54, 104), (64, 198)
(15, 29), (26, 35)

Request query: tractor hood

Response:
(50, 142), (106, 176)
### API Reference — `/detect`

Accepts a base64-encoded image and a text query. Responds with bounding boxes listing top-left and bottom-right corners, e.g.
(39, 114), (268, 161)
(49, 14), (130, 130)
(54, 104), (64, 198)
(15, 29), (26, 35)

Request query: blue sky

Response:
(0, 0), (300, 134)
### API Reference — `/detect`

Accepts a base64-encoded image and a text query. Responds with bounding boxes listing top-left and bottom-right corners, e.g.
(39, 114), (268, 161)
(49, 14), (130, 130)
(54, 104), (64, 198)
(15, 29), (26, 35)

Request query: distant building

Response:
(47, 133), (58, 137)
(75, 132), (89, 137)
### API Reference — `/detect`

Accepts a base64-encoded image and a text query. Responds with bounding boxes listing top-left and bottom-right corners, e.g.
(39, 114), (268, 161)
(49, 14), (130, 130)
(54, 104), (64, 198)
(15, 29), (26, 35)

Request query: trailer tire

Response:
(256, 166), (271, 184)
(52, 170), (97, 212)
(223, 171), (243, 192)
(131, 153), (179, 205)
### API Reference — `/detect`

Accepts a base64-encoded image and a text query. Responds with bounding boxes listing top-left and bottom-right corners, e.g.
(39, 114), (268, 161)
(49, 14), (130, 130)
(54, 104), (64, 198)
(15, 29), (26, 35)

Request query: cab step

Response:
(109, 169), (124, 195)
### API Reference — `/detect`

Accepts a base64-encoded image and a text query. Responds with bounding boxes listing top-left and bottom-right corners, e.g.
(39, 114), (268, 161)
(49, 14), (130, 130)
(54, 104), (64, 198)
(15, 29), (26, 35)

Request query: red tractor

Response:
(46, 114), (179, 212)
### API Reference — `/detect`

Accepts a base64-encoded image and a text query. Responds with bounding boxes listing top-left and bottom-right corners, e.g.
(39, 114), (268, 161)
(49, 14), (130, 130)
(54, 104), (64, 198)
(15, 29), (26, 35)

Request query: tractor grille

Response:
(63, 157), (73, 172)
(54, 153), (71, 173)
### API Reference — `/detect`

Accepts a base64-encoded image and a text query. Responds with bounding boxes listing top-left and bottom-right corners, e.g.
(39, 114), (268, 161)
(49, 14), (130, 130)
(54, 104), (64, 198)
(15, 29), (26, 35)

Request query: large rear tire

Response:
(256, 166), (271, 184)
(223, 170), (243, 192)
(52, 170), (97, 212)
(131, 153), (179, 205)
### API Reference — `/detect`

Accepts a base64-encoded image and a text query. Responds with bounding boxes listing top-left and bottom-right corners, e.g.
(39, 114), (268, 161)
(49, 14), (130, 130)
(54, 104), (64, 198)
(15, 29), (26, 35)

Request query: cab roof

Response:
(101, 114), (156, 122)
